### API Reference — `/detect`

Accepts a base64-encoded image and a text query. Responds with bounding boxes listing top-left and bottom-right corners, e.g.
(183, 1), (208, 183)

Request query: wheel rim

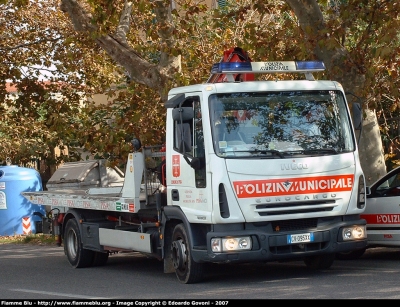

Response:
(171, 239), (187, 271)
(66, 227), (78, 260)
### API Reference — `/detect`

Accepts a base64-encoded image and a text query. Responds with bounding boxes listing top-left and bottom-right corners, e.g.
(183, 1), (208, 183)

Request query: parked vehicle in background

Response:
(337, 165), (400, 260)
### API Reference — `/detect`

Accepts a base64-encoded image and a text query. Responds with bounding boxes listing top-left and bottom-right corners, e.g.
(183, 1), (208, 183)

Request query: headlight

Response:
(211, 236), (252, 252)
(341, 225), (366, 241)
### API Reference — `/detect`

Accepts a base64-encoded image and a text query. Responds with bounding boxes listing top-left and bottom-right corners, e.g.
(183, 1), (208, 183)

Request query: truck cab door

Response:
(166, 95), (211, 222)
(171, 97), (206, 187)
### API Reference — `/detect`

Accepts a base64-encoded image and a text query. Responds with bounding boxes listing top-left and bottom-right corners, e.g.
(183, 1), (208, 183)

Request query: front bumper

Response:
(192, 216), (367, 263)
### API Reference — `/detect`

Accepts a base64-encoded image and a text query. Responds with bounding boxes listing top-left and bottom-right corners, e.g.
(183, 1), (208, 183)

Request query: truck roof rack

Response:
(209, 61), (325, 82)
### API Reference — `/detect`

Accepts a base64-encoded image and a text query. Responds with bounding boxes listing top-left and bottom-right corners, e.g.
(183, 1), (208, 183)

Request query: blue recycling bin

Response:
(0, 165), (45, 236)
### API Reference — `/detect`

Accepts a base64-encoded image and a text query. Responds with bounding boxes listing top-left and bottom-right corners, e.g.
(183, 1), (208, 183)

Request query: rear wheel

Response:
(64, 218), (94, 268)
(304, 253), (335, 270)
(336, 248), (366, 260)
(171, 223), (205, 284)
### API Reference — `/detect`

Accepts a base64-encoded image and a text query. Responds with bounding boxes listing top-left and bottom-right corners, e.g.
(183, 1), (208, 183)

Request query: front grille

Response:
(271, 218), (318, 232)
(269, 241), (329, 255)
(256, 200), (336, 216)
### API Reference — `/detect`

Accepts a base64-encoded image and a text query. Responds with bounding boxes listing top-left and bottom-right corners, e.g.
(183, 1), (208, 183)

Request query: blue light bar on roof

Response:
(210, 61), (325, 74)
(296, 61), (325, 70)
(211, 62), (252, 74)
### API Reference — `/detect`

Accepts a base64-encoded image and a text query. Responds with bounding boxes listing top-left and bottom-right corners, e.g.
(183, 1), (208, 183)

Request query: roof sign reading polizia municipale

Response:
(210, 61), (325, 81)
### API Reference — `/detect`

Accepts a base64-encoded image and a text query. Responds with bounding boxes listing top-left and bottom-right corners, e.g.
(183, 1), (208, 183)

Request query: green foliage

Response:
(1, 0), (400, 173)
(0, 0), (122, 168)
(0, 234), (56, 245)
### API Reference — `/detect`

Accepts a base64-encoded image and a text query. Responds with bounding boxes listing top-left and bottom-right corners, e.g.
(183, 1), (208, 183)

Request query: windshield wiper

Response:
(302, 148), (338, 155)
(244, 148), (285, 158)
(231, 147), (339, 158)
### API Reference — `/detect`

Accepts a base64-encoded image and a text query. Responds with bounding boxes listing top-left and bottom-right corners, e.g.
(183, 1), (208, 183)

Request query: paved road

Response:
(0, 243), (400, 300)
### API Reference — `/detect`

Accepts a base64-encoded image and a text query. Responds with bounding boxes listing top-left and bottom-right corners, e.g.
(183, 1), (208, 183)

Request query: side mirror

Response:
(352, 102), (362, 130)
(176, 123), (192, 154)
(172, 107), (194, 121)
(131, 138), (142, 151)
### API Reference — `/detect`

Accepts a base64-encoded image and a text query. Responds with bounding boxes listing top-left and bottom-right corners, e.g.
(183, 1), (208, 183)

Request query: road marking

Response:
(11, 288), (110, 299)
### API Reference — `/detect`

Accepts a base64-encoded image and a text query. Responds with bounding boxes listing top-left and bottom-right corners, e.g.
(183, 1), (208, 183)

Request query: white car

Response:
(337, 166), (400, 259)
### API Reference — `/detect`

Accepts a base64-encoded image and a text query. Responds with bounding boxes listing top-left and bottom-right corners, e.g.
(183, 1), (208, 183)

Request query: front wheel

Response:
(64, 218), (94, 268)
(304, 253), (335, 270)
(171, 223), (205, 284)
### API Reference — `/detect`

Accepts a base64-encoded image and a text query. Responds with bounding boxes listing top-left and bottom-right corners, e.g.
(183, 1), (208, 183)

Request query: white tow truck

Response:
(22, 48), (368, 283)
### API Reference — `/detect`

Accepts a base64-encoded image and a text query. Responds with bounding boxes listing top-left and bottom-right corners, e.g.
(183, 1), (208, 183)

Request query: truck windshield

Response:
(209, 90), (354, 158)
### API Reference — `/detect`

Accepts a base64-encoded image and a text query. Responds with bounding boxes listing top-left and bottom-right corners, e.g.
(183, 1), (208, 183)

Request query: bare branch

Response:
(60, 0), (180, 101)
(114, 0), (133, 46)
(0, 37), (63, 51)
(60, 0), (96, 32)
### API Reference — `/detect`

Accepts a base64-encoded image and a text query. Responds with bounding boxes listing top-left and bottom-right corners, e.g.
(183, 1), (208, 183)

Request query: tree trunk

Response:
(359, 109), (387, 185)
(285, 0), (387, 183)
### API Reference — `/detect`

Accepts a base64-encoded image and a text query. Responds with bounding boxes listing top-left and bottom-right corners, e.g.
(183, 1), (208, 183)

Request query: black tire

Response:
(336, 248), (366, 260)
(92, 251), (109, 266)
(304, 253), (335, 270)
(64, 219), (94, 268)
(171, 223), (205, 284)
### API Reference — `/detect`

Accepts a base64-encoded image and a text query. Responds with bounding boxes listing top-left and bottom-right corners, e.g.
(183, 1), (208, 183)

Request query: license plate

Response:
(287, 232), (314, 244)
